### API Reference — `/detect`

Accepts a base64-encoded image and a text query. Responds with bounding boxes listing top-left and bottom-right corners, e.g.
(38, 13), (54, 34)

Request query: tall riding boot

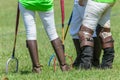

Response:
(101, 47), (114, 69)
(92, 37), (102, 68)
(51, 38), (70, 71)
(72, 39), (81, 68)
(26, 40), (41, 73)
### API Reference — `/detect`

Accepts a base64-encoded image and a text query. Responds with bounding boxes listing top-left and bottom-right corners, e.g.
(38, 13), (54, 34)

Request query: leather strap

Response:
(80, 25), (94, 34)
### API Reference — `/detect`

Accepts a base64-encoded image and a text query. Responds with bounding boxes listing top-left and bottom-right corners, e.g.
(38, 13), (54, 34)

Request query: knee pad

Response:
(99, 28), (114, 48)
(78, 26), (94, 47)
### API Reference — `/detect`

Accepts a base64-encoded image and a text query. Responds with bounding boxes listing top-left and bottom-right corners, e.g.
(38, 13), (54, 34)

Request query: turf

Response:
(0, 0), (120, 80)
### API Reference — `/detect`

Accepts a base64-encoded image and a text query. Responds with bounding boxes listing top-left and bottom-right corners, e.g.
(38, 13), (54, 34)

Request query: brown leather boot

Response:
(26, 40), (41, 73)
(72, 39), (81, 68)
(51, 38), (70, 71)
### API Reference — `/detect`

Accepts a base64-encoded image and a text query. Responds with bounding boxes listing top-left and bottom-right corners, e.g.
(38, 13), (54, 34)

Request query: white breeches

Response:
(82, 0), (114, 31)
(19, 3), (58, 41)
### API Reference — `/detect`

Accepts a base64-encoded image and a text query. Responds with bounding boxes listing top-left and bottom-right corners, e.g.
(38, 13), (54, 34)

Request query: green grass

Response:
(0, 0), (120, 80)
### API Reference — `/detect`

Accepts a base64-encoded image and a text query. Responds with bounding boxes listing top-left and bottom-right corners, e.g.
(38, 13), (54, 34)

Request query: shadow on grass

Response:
(20, 71), (31, 75)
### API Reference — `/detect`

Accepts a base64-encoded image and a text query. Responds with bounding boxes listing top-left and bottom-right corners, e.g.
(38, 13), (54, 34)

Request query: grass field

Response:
(0, 0), (120, 80)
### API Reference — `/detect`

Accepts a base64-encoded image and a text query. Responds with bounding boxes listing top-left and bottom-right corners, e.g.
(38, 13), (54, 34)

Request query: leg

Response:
(26, 40), (41, 73)
(78, 26), (94, 69)
(72, 39), (81, 68)
(19, 3), (41, 73)
(92, 24), (102, 68)
(92, 37), (102, 68)
(98, 6), (115, 69)
(78, 0), (112, 69)
(99, 28), (114, 69)
(51, 38), (70, 71)
(38, 9), (70, 71)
